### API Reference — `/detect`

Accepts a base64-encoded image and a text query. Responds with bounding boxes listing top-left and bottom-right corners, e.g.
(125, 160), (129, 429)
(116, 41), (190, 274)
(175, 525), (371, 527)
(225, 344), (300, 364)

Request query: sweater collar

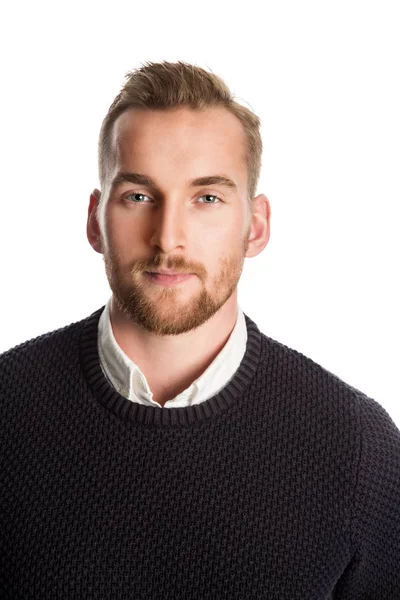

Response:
(80, 304), (262, 427)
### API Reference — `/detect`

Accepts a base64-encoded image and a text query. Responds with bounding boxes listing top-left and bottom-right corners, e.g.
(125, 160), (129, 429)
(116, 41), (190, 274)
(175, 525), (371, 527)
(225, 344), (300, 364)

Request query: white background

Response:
(0, 1), (399, 427)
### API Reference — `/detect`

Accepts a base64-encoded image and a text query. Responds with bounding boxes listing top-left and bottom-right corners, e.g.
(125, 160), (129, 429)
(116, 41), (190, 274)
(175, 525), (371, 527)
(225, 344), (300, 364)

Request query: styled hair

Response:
(98, 60), (263, 209)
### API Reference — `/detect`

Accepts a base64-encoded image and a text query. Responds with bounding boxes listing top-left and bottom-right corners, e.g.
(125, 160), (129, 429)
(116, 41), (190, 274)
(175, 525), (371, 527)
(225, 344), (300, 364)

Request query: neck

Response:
(109, 295), (239, 402)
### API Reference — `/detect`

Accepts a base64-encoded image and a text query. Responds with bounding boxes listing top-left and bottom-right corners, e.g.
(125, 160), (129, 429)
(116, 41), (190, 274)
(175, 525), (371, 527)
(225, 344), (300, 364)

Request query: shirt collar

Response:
(98, 296), (247, 407)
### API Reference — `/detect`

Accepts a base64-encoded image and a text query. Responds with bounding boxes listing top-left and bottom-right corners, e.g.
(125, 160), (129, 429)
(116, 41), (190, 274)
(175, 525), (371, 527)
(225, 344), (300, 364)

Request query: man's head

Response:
(87, 61), (270, 336)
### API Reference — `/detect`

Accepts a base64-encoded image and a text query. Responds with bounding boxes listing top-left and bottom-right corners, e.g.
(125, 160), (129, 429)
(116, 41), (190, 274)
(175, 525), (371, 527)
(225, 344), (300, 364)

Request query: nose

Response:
(149, 202), (188, 254)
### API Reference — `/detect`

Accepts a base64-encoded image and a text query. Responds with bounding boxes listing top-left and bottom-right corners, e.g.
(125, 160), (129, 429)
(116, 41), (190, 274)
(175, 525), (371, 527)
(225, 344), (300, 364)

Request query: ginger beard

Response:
(100, 224), (251, 337)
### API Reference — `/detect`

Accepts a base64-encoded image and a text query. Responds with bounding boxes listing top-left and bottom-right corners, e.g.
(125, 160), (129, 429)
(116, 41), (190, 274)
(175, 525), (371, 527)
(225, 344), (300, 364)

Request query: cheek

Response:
(105, 211), (135, 245)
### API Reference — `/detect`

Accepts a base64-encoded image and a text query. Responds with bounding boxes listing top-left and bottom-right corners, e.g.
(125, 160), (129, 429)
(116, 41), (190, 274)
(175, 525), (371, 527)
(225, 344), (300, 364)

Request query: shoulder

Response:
(258, 329), (399, 441)
(0, 308), (104, 392)
(0, 317), (82, 368)
(259, 329), (400, 498)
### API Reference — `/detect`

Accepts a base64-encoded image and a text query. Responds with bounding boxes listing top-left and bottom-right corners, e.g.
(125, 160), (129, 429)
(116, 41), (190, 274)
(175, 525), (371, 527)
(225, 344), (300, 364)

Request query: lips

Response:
(145, 272), (194, 286)
(148, 271), (190, 276)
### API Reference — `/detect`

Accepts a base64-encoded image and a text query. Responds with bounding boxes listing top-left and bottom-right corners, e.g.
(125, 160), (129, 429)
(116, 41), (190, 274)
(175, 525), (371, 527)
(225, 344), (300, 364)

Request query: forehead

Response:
(110, 106), (247, 175)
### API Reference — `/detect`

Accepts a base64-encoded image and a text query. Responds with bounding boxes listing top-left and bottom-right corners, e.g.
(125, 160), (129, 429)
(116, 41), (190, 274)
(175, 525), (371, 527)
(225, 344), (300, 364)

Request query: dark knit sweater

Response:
(1, 306), (400, 599)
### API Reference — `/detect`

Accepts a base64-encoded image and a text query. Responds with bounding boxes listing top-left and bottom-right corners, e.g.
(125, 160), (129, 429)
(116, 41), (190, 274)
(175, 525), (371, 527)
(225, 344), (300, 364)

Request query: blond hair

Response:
(98, 60), (263, 209)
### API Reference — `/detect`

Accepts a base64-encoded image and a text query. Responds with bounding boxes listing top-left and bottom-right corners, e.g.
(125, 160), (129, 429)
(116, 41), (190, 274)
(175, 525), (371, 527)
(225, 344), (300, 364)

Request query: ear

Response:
(86, 188), (103, 254)
(245, 194), (271, 258)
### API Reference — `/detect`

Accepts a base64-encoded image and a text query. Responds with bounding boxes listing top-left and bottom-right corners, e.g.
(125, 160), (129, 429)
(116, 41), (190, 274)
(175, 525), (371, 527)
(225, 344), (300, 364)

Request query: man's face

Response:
(92, 106), (254, 336)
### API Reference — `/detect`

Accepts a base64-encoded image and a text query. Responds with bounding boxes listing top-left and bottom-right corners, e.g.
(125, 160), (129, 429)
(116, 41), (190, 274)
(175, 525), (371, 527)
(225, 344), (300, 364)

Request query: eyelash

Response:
(123, 192), (222, 205)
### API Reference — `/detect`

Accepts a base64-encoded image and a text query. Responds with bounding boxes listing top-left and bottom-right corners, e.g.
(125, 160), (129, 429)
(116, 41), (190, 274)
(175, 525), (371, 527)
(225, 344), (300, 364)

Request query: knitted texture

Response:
(1, 305), (399, 599)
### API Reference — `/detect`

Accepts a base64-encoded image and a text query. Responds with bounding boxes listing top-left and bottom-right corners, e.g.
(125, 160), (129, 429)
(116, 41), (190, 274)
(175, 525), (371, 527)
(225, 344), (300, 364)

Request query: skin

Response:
(87, 106), (271, 407)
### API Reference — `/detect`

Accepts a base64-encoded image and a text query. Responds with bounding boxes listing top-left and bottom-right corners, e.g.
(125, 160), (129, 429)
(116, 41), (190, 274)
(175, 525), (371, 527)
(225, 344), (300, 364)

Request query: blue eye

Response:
(126, 193), (151, 203)
(124, 193), (221, 205)
(198, 194), (221, 204)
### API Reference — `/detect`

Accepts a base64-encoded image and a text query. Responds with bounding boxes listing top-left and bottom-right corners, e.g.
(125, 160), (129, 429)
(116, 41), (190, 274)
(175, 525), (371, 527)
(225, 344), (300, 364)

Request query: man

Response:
(1, 60), (399, 599)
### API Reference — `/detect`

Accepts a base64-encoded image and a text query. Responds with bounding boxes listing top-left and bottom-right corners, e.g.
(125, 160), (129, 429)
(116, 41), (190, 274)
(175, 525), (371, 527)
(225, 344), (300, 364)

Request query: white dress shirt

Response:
(98, 296), (248, 408)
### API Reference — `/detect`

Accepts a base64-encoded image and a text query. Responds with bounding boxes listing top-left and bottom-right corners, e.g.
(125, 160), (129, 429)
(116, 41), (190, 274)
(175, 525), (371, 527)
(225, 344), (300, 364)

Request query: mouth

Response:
(147, 271), (192, 276)
(144, 272), (194, 286)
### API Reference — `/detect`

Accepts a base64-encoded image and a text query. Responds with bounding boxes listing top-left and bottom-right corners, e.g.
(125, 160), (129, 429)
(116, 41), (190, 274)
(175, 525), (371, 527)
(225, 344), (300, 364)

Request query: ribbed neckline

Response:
(79, 305), (262, 427)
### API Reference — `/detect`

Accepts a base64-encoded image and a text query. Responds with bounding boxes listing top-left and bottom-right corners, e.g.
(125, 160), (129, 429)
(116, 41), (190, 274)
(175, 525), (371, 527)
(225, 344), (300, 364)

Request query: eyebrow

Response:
(110, 171), (237, 191)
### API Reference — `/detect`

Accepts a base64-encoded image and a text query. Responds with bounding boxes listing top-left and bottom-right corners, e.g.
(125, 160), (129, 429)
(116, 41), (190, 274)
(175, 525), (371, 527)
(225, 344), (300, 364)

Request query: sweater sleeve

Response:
(335, 394), (400, 598)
